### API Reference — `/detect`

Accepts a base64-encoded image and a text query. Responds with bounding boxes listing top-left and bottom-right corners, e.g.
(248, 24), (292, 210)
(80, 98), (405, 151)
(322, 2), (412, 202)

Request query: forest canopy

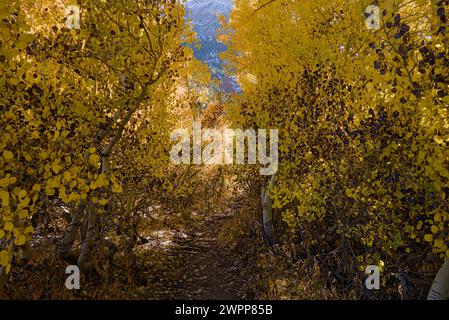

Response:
(0, 0), (449, 300)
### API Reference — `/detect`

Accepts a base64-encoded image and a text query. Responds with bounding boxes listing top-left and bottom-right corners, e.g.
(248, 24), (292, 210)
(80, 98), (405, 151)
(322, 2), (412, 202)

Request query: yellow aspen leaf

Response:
(63, 171), (72, 182)
(96, 174), (107, 188)
(2, 150), (13, 160)
(431, 225), (439, 234)
(67, 192), (79, 202)
(24, 226), (34, 234)
(55, 120), (63, 130)
(434, 239), (444, 249)
(14, 235), (26, 246)
(47, 177), (60, 189)
(18, 209), (28, 219)
(52, 129), (60, 141)
(89, 154), (100, 165)
(89, 181), (98, 190)
(0, 191), (9, 207)
(24, 152), (32, 161)
(434, 135), (444, 144)
(4, 222), (13, 232)
(0, 251), (8, 266)
(424, 234), (433, 242)
(0, 176), (17, 187)
(52, 160), (63, 174)
(19, 197), (30, 208)
(17, 189), (27, 198)
(19, 33), (34, 43)
(344, 188), (353, 197)
(39, 151), (49, 160)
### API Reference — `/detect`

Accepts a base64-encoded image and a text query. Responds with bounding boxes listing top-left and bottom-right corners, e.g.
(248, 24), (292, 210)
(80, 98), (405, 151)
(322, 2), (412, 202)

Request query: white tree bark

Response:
(261, 175), (277, 245)
(427, 258), (449, 300)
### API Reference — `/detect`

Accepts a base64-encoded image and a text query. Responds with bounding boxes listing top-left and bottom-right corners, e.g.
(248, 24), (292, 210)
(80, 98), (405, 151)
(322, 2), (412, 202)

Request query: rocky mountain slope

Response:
(186, 0), (239, 92)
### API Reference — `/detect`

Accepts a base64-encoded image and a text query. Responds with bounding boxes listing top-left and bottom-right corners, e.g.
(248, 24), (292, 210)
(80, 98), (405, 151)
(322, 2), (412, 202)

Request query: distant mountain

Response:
(186, 0), (239, 93)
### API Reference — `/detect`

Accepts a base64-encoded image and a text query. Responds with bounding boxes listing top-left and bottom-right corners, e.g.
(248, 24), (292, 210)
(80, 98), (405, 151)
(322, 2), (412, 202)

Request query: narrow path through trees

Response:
(155, 212), (250, 300)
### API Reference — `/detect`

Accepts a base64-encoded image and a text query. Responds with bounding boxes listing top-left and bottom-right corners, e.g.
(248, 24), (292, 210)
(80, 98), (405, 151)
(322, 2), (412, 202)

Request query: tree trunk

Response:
(77, 208), (99, 272)
(57, 204), (84, 259)
(261, 175), (277, 245)
(427, 258), (449, 300)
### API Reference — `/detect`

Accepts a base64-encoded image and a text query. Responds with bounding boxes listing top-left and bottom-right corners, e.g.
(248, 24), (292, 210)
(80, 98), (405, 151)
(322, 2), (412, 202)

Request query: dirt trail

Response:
(154, 212), (251, 300)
